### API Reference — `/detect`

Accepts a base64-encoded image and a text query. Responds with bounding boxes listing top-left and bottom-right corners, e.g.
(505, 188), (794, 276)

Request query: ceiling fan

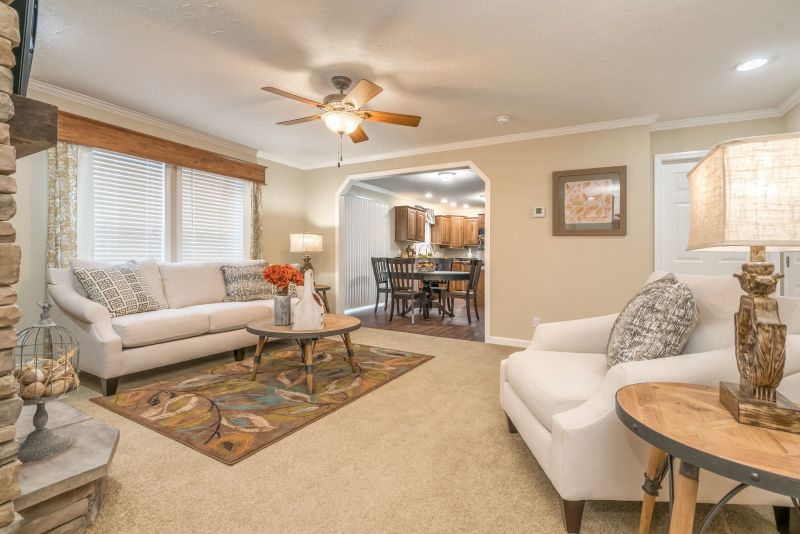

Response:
(262, 76), (421, 148)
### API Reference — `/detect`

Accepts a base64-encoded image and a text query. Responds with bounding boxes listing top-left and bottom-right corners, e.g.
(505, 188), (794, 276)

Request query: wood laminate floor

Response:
(349, 298), (484, 342)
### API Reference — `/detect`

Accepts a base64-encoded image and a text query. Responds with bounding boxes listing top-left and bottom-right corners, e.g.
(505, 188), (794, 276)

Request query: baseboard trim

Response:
(486, 336), (529, 348)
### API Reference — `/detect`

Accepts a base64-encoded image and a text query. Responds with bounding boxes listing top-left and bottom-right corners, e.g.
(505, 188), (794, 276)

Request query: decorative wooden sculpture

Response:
(687, 133), (800, 433)
(719, 246), (800, 433)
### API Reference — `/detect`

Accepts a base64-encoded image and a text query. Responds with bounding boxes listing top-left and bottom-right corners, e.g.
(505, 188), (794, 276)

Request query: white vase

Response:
(292, 271), (325, 330)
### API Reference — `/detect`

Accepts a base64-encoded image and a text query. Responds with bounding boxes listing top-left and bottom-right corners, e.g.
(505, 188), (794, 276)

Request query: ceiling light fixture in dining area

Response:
(439, 171), (455, 183)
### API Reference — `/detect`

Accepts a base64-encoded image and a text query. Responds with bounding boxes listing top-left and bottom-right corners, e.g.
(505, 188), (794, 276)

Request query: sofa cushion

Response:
(505, 350), (607, 432)
(220, 261), (274, 302)
(111, 308), (211, 348)
(68, 258), (169, 308)
(74, 261), (162, 318)
(158, 261), (227, 308)
(607, 274), (698, 367)
(191, 301), (276, 333)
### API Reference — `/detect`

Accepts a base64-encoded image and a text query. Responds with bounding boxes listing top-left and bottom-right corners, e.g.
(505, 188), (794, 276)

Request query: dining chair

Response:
(386, 258), (425, 324)
(370, 257), (391, 313)
(431, 258), (452, 316)
(442, 259), (482, 323)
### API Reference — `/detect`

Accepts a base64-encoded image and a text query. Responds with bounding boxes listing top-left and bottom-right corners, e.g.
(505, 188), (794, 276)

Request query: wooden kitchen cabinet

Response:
(464, 217), (480, 246)
(431, 215), (451, 245)
(449, 216), (465, 248)
(395, 206), (426, 242)
(478, 213), (485, 230)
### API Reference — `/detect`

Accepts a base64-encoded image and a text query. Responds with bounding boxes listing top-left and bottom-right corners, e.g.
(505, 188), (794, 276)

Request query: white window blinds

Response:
(179, 167), (246, 262)
(89, 149), (166, 262)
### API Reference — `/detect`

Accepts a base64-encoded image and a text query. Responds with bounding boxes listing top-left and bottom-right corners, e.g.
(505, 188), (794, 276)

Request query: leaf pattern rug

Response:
(91, 340), (433, 464)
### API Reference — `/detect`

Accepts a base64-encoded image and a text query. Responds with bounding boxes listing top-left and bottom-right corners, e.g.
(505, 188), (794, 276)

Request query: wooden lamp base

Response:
(720, 381), (800, 434)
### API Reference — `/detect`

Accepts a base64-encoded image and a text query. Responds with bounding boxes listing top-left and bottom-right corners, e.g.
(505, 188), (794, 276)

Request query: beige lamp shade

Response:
(289, 233), (323, 254)
(687, 132), (800, 251)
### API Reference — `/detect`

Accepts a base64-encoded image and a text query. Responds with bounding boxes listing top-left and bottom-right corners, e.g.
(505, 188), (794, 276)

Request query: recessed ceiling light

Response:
(439, 171), (455, 183)
(450, 201), (457, 207)
(462, 203), (470, 209)
(736, 58), (769, 72)
(424, 192), (433, 198)
(441, 198), (448, 204)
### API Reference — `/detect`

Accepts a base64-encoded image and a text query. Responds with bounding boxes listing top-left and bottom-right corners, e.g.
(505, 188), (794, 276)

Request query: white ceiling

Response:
(357, 167), (485, 208)
(33, 0), (800, 168)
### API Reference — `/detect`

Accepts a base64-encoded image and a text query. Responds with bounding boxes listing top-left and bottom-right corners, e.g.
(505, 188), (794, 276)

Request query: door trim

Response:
(653, 151), (706, 272)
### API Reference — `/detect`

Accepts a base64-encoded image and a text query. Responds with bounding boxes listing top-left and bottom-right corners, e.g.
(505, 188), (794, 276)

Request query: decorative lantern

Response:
(13, 302), (80, 462)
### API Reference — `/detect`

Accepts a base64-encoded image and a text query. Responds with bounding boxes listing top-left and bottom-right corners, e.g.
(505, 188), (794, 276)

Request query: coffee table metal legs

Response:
(250, 336), (268, 381)
(249, 333), (358, 395)
(341, 332), (357, 372)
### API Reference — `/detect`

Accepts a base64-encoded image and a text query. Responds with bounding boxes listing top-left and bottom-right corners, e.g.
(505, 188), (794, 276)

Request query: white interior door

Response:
(655, 152), (778, 277)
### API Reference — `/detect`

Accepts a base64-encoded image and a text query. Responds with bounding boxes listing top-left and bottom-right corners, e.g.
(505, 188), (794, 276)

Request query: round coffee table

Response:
(246, 314), (361, 394)
(616, 382), (800, 534)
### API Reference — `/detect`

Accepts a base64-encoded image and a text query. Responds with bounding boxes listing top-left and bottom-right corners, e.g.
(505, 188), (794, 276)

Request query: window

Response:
(179, 167), (246, 262)
(86, 149), (166, 262)
(78, 148), (250, 263)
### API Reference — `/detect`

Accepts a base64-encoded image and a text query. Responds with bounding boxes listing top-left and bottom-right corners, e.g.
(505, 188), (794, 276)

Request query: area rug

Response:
(91, 340), (433, 464)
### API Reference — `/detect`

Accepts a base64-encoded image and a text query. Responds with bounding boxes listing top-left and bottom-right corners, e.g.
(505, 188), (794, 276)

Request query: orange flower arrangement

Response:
(263, 264), (304, 294)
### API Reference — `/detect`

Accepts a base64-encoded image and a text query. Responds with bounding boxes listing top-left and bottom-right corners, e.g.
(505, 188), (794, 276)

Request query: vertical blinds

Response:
(180, 167), (246, 262)
(343, 194), (390, 310)
(91, 148), (166, 262)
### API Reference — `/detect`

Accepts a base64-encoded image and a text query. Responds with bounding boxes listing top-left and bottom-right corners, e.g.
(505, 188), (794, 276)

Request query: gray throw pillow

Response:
(221, 261), (274, 302)
(73, 260), (162, 318)
(606, 274), (699, 367)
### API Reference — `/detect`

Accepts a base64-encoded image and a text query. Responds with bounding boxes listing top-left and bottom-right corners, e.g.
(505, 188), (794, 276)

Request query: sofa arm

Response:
(49, 283), (111, 326)
(529, 313), (618, 354)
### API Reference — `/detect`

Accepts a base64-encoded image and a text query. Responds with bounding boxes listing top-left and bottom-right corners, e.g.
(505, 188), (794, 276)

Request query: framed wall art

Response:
(552, 166), (626, 236)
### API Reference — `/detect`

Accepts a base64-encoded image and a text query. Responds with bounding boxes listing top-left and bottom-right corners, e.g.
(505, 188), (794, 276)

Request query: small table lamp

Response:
(290, 233), (323, 274)
(687, 132), (800, 433)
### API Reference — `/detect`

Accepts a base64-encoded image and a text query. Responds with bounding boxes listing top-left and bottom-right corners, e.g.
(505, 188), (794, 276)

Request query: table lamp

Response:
(290, 233), (323, 274)
(687, 132), (800, 433)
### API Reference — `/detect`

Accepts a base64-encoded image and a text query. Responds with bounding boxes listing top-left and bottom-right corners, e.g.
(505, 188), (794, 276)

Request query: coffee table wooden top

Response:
(246, 314), (361, 339)
(616, 382), (800, 496)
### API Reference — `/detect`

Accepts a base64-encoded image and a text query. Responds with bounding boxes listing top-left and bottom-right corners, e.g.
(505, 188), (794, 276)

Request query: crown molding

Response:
(300, 114), (660, 170)
(778, 86), (800, 115)
(255, 150), (308, 170)
(650, 107), (784, 132)
(28, 79), (258, 159)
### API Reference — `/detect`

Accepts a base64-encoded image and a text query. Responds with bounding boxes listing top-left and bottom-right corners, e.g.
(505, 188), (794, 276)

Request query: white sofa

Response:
(500, 272), (800, 533)
(48, 260), (288, 396)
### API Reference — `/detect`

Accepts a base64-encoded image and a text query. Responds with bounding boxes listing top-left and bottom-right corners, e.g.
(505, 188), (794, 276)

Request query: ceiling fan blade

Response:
(361, 110), (421, 127)
(261, 87), (324, 108)
(343, 79), (383, 109)
(276, 115), (321, 126)
(348, 125), (369, 143)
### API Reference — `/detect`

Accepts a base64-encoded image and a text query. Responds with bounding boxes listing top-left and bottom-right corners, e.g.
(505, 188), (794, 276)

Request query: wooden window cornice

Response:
(57, 111), (267, 184)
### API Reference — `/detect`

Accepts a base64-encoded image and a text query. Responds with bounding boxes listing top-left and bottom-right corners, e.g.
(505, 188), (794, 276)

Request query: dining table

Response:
(408, 270), (470, 320)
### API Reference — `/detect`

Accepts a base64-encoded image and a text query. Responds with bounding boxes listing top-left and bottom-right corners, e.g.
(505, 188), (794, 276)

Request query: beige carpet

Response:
(65, 328), (777, 533)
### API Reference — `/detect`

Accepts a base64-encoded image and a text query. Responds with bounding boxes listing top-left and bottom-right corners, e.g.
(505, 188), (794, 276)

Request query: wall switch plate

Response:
(532, 316), (541, 328)
(532, 207), (546, 218)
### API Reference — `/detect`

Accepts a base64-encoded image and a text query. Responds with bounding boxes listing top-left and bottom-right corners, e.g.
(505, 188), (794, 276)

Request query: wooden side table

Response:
(616, 382), (800, 534)
(314, 284), (331, 313)
(246, 314), (361, 394)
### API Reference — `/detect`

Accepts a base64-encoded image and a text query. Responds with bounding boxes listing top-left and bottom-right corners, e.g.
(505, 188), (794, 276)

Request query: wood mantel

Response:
(57, 111), (267, 183)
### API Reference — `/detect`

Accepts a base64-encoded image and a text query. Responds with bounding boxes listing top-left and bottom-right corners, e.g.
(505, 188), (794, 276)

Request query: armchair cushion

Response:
(607, 274), (698, 366)
(506, 349), (607, 431)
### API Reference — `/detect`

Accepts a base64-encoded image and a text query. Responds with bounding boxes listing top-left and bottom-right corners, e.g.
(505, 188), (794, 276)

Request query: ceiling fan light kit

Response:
(262, 75), (422, 165)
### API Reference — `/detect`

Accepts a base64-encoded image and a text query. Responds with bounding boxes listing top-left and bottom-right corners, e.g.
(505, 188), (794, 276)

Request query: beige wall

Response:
(257, 157), (306, 265)
(650, 117), (786, 155)
(13, 152), (49, 327)
(786, 105), (800, 133)
(304, 125), (653, 340)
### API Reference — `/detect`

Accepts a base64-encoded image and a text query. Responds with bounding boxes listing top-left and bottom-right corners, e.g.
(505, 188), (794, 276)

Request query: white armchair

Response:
(500, 272), (800, 533)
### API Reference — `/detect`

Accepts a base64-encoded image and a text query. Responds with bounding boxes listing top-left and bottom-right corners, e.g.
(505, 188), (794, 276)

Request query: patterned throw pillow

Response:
(221, 261), (274, 302)
(73, 260), (162, 317)
(606, 274), (699, 367)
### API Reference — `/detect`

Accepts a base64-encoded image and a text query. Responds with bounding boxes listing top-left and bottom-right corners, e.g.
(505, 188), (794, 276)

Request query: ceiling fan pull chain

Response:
(338, 133), (343, 167)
